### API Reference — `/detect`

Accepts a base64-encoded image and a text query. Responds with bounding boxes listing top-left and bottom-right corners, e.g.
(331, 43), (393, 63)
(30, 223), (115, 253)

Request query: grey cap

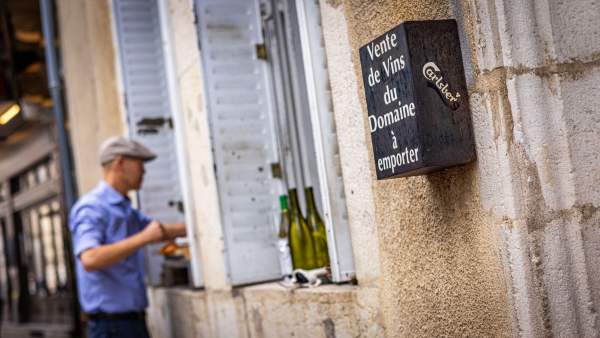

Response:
(99, 136), (157, 165)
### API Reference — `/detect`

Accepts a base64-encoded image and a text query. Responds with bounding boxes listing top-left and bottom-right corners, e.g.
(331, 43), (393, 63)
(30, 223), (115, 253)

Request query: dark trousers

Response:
(87, 318), (150, 338)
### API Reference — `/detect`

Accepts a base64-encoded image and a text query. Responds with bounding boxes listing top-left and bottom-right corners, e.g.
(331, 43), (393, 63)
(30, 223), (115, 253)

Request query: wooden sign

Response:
(359, 20), (475, 179)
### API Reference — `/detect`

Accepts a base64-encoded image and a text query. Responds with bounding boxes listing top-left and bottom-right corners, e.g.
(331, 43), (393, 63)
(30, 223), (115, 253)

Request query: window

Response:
(112, 0), (203, 287)
(264, 0), (355, 282)
(20, 199), (70, 322)
(0, 157), (74, 325)
(113, 0), (356, 287)
(196, 0), (355, 284)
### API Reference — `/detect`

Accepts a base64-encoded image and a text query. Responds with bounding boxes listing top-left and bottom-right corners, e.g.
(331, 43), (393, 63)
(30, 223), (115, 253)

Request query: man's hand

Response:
(140, 220), (167, 244)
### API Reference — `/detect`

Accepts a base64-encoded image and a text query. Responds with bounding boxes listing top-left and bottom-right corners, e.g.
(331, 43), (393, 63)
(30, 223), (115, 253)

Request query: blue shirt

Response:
(69, 180), (152, 313)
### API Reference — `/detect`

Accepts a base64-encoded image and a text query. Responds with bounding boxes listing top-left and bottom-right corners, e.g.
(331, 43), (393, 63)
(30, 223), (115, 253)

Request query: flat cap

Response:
(99, 136), (157, 165)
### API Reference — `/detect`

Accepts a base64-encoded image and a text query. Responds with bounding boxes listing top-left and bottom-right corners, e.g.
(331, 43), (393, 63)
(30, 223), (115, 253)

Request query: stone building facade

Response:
(56, 0), (600, 337)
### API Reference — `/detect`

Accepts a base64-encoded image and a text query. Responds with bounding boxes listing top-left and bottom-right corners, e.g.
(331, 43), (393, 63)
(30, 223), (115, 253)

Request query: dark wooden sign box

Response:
(359, 19), (475, 179)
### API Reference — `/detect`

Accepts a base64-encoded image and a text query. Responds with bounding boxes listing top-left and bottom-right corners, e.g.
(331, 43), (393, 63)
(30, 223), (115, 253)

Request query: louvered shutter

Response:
(295, 0), (355, 282)
(113, 0), (190, 286)
(197, 0), (283, 285)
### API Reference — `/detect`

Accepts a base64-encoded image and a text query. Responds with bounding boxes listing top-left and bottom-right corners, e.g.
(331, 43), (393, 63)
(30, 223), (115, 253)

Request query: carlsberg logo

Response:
(422, 62), (460, 110)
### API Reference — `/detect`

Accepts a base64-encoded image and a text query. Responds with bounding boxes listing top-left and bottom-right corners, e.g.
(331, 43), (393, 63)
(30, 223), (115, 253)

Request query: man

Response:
(69, 136), (186, 338)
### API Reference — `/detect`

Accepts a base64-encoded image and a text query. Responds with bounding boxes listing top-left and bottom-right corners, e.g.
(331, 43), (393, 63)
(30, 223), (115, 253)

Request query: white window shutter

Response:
(113, 0), (196, 286)
(196, 0), (283, 285)
(295, 0), (355, 282)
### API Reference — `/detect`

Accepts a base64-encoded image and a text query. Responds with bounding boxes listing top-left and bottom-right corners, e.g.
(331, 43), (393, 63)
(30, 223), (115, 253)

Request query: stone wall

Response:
(466, 0), (600, 336)
(338, 0), (514, 336)
(57, 0), (125, 195)
(335, 0), (600, 336)
(147, 284), (379, 338)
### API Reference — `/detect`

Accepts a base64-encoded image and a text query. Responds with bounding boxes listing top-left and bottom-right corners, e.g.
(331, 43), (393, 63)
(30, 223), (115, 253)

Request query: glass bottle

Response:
(288, 188), (317, 270)
(305, 187), (329, 267)
(277, 195), (293, 276)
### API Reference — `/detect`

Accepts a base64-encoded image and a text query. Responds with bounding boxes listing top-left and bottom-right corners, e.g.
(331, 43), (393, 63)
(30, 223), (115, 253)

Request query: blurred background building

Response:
(0, 1), (76, 337)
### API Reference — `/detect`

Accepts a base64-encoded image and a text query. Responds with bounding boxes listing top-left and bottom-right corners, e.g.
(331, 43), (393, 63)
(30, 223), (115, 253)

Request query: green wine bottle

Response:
(288, 188), (317, 270)
(277, 195), (293, 276)
(305, 187), (330, 267)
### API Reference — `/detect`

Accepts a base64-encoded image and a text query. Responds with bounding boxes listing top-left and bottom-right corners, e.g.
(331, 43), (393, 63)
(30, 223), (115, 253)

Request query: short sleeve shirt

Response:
(69, 180), (152, 313)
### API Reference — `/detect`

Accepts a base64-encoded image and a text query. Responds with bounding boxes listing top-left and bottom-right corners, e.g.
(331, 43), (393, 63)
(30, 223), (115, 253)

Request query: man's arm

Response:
(80, 220), (164, 272)
(162, 223), (187, 240)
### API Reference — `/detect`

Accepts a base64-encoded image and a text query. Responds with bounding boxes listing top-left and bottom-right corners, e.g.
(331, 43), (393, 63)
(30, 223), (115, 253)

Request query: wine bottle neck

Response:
(305, 187), (316, 210)
(288, 189), (300, 214)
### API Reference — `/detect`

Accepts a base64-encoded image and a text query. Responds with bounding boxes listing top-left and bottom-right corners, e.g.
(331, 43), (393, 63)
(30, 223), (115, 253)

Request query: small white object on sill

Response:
(279, 267), (330, 289)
